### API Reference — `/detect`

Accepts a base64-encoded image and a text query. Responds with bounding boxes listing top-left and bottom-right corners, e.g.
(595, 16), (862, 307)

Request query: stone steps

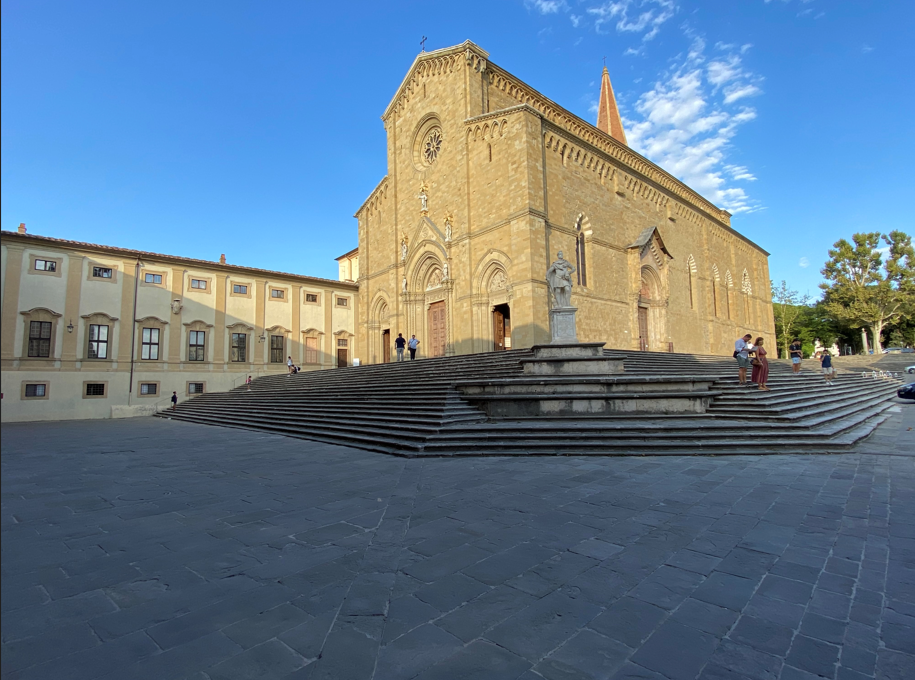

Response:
(157, 347), (901, 456)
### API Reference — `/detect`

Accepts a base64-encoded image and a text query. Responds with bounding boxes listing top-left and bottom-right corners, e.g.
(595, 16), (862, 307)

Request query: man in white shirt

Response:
(735, 334), (754, 386)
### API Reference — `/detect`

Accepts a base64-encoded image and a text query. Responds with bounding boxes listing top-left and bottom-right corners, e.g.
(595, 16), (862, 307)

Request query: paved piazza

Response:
(2, 407), (914, 680)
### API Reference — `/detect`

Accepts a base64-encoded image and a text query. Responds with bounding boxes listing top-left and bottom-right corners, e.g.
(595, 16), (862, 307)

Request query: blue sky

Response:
(2, 0), (912, 294)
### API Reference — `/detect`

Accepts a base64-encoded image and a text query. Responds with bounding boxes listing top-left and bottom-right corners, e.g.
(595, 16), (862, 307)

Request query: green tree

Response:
(771, 280), (810, 357)
(820, 231), (914, 352)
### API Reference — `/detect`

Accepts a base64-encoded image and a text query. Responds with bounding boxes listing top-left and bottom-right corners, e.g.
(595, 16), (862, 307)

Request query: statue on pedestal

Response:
(546, 251), (576, 309)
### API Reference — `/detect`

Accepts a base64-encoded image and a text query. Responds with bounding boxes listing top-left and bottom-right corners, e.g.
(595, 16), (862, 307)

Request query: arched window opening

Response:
(711, 265), (720, 317)
(687, 255), (697, 310)
(575, 216), (587, 287)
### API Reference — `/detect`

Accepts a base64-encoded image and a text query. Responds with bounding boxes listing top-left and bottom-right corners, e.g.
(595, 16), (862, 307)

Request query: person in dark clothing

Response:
(820, 351), (836, 385)
(789, 338), (803, 374)
(395, 333), (406, 362)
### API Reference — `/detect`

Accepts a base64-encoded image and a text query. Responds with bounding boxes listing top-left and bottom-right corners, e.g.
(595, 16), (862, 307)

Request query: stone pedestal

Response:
(522, 342), (625, 375)
(549, 307), (578, 344)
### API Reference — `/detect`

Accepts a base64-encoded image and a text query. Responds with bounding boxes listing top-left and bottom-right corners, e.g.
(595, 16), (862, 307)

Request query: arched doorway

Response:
(638, 273), (652, 351)
(492, 303), (511, 351)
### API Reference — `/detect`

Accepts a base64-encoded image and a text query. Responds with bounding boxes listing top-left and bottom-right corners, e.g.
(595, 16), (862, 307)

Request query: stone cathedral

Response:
(346, 41), (775, 364)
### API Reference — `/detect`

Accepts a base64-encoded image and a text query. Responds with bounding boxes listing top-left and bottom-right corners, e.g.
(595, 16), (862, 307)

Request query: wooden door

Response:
(638, 307), (649, 351)
(493, 309), (505, 351)
(337, 348), (348, 367)
(428, 301), (447, 357)
(382, 330), (391, 363)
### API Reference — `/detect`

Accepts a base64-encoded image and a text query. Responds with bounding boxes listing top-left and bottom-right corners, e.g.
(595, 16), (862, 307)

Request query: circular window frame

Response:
(412, 116), (444, 171)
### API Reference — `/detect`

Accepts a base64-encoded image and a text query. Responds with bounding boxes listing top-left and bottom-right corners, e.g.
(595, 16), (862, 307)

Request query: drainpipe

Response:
(127, 257), (142, 404)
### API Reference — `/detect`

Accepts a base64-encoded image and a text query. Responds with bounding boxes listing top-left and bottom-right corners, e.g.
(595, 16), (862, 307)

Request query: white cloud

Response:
(861, 44), (874, 54)
(587, 0), (678, 41)
(624, 38), (763, 214)
(799, 257), (810, 268)
(570, 14), (581, 27)
(527, 0), (567, 14)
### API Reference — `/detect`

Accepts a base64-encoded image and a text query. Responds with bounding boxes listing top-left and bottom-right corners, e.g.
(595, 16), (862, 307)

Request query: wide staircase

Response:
(157, 349), (901, 456)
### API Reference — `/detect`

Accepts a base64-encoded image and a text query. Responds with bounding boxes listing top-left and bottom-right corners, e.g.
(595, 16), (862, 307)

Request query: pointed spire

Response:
(596, 66), (627, 145)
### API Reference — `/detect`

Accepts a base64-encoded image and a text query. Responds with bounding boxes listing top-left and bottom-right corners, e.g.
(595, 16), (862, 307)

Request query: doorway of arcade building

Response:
(493, 303), (512, 351)
(382, 329), (391, 363)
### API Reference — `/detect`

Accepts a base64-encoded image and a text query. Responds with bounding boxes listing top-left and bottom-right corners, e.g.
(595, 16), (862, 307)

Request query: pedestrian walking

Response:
(170, 391), (178, 409)
(820, 350), (836, 385)
(408, 335), (420, 361)
(734, 333), (754, 386)
(751, 337), (770, 391)
(789, 338), (803, 375)
(287, 355), (294, 376)
(395, 333), (406, 362)
(246, 375), (252, 391)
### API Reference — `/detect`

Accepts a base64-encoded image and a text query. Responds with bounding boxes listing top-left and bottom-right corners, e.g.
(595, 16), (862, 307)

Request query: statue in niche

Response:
(546, 251), (576, 309)
(402, 277), (408, 294)
(401, 238), (408, 261)
(444, 213), (453, 241)
(442, 263), (449, 280)
(417, 183), (429, 212)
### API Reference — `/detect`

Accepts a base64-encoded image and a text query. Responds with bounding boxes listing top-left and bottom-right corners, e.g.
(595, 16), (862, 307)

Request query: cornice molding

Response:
(354, 176), (389, 218)
(382, 41), (489, 120)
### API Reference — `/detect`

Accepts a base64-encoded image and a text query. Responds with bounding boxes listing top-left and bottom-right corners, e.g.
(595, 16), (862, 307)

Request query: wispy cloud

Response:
(799, 257), (810, 268)
(861, 44), (874, 54)
(526, 0), (568, 14)
(587, 0), (678, 41)
(624, 38), (763, 214)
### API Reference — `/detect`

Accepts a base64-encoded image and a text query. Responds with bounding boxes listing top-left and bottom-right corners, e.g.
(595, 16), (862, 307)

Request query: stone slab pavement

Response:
(1, 402), (913, 680)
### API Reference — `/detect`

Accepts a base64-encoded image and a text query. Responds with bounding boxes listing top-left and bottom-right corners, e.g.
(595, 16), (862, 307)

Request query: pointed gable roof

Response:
(596, 66), (627, 145)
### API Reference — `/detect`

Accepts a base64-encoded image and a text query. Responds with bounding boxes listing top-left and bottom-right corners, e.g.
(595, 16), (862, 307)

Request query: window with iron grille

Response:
(188, 331), (205, 361)
(270, 335), (285, 363)
(24, 384), (47, 398)
(141, 328), (160, 360)
(28, 321), (52, 357)
(85, 383), (106, 397)
(190, 279), (207, 290)
(305, 293), (318, 303)
(188, 382), (205, 394)
(231, 333), (247, 362)
(336, 297), (348, 307)
(144, 273), (162, 284)
(34, 259), (57, 272)
(271, 289), (285, 299)
(337, 339), (348, 347)
(305, 336), (318, 364)
(140, 383), (157, 395)
(92, 266), (113, 278)
(88, 324), (109, 359)
(233, 284), (248, 294)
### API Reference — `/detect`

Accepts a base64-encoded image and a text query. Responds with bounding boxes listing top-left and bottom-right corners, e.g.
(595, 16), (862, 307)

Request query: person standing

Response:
(789, 338), (803, 375)
(246, 375), (252, 391)
(735, 334), (754, 386)
(820, 350), (836, 386)
(751, 337), (770, 391)
(287, 355), (294, 376)
(408, 335), (420, 361)
(170, 391), (178, 409)
(395, 333), (406, 362)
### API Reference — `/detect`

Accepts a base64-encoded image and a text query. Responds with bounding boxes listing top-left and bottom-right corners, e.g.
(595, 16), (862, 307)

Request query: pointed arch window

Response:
(711, 265), (720, 317)
(687, 255), (697, 310)
(575, 216), (587, 287)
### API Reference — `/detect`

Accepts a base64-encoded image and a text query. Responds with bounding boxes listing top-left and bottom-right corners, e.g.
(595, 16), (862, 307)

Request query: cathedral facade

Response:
(351, 41), (775, 363)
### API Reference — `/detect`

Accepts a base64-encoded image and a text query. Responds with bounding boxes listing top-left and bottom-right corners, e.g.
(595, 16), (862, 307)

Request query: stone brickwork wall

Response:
(355, 42), (775, 363)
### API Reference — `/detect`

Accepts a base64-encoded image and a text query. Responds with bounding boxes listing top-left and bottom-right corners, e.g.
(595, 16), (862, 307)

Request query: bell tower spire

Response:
(596, 65), (627, 145)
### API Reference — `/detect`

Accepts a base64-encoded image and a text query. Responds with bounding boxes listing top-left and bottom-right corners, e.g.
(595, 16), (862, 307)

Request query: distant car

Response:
(907, 365), (915, 374)
(898, 383), (915, 400)
(883, 347), (904, 354)
(901, 348), (915, 353)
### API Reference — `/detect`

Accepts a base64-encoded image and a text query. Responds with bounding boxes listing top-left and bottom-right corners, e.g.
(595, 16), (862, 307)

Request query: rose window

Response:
(423, 128), (443, 165)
